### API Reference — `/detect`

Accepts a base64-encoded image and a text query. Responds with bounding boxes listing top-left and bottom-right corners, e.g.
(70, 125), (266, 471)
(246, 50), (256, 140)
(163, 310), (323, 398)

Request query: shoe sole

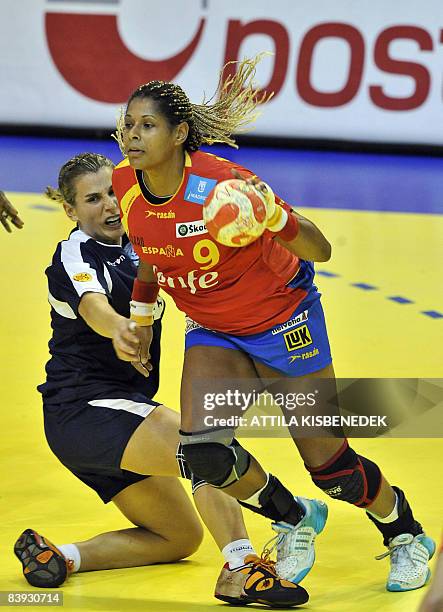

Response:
(14, 529), (67, 588)
(215, 591), (309, 608)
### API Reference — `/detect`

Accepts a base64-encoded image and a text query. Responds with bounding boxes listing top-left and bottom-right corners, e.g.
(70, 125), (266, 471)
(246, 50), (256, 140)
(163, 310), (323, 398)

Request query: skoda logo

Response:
(178, 224), (188, 236)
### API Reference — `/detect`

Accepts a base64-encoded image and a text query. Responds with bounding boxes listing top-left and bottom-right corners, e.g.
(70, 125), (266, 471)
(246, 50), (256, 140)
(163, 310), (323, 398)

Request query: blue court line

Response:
(317, 269), (441, 319)
(388, 296), (414, 304)
(421, 310), (443, 319)
(350, 282), (378, 290)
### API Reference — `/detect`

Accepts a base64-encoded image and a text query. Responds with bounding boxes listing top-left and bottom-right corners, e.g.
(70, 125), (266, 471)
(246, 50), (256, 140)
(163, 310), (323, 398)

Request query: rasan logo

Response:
(146, 210), (175, 220)
(176, 220), (208, 238)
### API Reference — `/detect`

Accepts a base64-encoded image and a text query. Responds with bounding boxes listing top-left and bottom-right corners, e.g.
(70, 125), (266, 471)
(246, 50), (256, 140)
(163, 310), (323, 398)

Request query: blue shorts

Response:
(185, 295), (332, 376)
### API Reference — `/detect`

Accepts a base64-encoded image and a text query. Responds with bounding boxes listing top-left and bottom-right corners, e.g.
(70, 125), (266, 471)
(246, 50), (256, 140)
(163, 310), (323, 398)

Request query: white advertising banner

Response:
(1, 0), (443, 144)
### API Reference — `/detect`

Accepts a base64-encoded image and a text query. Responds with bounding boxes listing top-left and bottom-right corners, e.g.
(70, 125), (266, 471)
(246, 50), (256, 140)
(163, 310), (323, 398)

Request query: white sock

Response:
(57, 543), (81, 572)
(368, 491), (399, 523)
(222, 539), (256, 570)
(242, 473), (270, 508)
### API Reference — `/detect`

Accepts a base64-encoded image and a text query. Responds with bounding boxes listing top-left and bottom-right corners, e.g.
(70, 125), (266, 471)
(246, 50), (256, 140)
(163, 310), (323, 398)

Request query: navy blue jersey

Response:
(38, 228), (164, 404)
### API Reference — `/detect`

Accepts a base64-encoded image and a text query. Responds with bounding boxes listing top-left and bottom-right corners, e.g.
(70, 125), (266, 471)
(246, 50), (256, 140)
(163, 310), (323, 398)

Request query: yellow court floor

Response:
(0, 194), (442, 611)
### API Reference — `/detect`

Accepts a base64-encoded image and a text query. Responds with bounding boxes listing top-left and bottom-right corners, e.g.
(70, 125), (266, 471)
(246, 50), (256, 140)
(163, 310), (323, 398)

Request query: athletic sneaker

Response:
(14, 529), (73, 588)
(214, 554), (309, 607)
(264, 497), (328, 584)
(376, 532), (436, 592)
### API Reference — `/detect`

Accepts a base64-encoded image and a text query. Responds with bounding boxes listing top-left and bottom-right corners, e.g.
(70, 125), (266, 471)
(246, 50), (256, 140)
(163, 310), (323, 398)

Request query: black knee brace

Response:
(181, 436), (251, 488)
(306, 441), (382, 508)
(176, 443), (206, 493)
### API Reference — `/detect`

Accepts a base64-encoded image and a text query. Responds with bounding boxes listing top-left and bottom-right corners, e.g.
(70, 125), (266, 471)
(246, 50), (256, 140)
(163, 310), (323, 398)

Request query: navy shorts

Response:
(43, 391), (160, 503)
(185, 294), (332, 376)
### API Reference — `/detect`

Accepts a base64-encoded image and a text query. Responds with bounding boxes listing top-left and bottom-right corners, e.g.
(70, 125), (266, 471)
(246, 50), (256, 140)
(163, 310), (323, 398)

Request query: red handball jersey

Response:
(113, 151), (313, 335)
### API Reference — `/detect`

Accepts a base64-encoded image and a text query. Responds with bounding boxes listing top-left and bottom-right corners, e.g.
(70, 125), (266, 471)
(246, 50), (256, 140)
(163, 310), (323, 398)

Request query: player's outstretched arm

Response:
(0, 191), (24, 232)
(79, 292), (140, 360)
(79, 292), (152, 377)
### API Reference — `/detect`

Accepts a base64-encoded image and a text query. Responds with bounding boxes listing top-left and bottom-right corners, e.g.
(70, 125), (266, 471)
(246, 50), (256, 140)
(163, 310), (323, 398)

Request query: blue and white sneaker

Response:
(376, 533), (436, 592)
(262, 497), (328, 584)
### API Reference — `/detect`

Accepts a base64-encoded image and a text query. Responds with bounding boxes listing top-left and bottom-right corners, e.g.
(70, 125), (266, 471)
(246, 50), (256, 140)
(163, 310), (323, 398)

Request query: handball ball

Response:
(203, 179), (268, 247)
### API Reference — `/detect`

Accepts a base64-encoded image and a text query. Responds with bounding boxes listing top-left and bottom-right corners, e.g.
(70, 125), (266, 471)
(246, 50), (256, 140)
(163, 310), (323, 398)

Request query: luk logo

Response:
(45, 1), (206, 103)
(176, 220), (208, 238)
(141, 245), (184, 257)
(284, 325), (312, 351)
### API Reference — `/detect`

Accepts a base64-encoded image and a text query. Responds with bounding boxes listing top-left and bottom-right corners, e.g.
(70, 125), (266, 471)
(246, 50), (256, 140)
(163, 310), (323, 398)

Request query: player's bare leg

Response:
(193, 483), (248, 548)
(120, 404), (260, 557)
(77, 476), (202, 570)
(180, 345), (328, 585)
(121, 398), (309, 604)
(181, 346), (286, 498)
(13, 476), (202, 588)
(253, 359), (436, 591)
(120, 404), (184, 476)
(122, 412), (265, 567)
(119, 404), (264, 575)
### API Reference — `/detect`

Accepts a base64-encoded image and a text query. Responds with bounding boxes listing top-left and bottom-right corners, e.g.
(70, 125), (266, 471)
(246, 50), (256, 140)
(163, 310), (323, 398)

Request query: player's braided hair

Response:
(114, 53), (273, 154)
(45, 153), (114, 205)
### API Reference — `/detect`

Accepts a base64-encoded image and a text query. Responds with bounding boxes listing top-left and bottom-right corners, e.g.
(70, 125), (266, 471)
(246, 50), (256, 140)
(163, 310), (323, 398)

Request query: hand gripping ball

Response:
(203, 179), (268, 247)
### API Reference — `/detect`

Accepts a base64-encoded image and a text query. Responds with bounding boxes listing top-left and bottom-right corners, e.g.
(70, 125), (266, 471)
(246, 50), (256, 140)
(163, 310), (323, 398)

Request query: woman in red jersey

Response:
(112, 56), (435, 592)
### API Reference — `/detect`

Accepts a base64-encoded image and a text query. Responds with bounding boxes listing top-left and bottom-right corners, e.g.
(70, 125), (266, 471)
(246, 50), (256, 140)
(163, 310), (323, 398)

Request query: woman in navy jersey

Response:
(14, 152), (307, 609)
